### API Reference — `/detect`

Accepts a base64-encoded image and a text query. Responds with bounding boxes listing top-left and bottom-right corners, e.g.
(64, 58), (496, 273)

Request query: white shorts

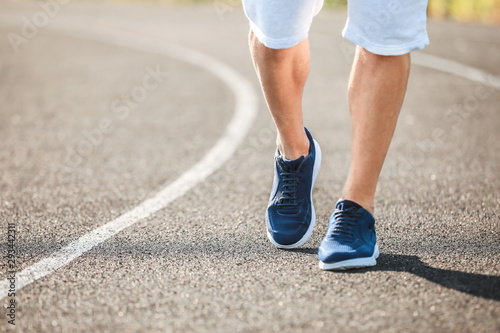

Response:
(242, 0), (429, 55)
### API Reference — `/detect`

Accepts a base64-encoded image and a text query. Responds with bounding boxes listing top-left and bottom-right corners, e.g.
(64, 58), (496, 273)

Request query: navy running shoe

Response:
(265, 128), (321, 249)
(318, 199), (379, 270)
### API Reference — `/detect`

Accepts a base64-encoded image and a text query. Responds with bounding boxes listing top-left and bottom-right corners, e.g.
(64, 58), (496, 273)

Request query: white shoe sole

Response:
(266, 139), (322, 249)
(319, 244), (380, 270)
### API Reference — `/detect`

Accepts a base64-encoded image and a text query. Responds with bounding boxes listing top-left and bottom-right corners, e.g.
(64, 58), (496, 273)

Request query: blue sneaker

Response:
(265, 128), (321, 249)
(318, 200), (379, 270)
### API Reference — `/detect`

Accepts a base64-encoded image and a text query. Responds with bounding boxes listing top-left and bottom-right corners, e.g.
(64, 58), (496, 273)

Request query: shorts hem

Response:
(343, 30), (430, 56)
(249, 21), (309, 49)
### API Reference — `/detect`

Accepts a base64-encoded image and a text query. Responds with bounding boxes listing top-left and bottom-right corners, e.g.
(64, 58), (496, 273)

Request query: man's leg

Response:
(248, 31), (322, 249)
(319, 0), (428, 270)
(343, 46), (411, 214)
(318, 48), (410, 270)
(249, 31), (310, 160)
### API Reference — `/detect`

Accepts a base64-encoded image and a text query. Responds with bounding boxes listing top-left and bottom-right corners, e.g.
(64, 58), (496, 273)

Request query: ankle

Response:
(277, 131), (309, 160)
(278, 144), (309, 160)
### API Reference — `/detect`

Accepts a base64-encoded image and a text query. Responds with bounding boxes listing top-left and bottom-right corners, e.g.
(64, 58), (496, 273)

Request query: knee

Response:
(249, 30), (286, 62)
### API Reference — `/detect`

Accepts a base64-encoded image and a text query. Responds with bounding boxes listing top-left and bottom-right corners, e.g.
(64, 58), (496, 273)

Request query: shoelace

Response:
(277, 164), (300, 208)
(328, 208), (362, 241)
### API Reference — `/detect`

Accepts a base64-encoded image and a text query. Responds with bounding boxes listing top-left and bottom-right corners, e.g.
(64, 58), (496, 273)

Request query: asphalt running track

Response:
(0, 1), (499, 332)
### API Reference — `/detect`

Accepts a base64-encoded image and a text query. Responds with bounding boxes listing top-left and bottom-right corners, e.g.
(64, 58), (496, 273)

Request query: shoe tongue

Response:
(279, 155), (305, 171)
(336, 199), (362, 211)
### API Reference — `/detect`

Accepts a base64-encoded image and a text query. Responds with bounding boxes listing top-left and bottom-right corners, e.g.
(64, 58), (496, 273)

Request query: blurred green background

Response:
(426, 0), (500, 24)
(325, 0), (500, 24)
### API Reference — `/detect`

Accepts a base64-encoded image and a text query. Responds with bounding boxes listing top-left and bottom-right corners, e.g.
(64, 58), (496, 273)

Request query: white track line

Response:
(411, 52), (500, 90)
(0, 22), (257, 299)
